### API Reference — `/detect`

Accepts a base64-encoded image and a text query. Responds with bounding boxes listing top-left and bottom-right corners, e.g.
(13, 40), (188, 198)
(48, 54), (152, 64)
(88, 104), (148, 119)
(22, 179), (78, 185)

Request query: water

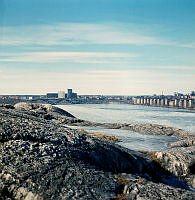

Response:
(69, 125), (178, 151)
(57, 104), (195, 132)
(57, 104), (195, 151)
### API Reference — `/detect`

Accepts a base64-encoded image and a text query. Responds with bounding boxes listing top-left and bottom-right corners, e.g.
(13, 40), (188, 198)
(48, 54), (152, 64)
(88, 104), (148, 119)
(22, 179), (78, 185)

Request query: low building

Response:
(47, 93), (58, 99)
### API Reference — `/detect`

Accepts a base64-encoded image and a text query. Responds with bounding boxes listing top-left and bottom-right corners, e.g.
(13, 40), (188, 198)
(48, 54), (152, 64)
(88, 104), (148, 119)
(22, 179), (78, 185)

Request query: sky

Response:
(0, 0), (195, 95)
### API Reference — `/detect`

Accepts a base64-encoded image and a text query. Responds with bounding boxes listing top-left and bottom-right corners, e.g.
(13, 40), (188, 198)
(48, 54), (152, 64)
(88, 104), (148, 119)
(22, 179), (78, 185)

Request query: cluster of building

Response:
(0, 95), (44, 100)
(0, 89), (77, 100)
(1, 90), (194, 109)
(132, 92), (195, 109)
(46, 89), (77, 99)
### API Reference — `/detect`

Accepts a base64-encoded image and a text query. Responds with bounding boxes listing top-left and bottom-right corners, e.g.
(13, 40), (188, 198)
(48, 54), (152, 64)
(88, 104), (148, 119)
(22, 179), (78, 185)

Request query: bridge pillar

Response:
(188, 99), (192, 108)
(141, 98), (144, 104)
(178, 100), (184, 108)
(160, 99), (165, 106)
(149, 99), (153, 105)
(164, 99), (168, 106)
(174, 99), (179, 107)
(157, 99), (160, 106)
(183, 100), (187, 108)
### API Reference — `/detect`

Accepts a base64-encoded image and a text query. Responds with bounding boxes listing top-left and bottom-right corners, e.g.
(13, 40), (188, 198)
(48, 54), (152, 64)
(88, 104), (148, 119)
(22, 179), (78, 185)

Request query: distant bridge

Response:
(132, 96), (195, 109)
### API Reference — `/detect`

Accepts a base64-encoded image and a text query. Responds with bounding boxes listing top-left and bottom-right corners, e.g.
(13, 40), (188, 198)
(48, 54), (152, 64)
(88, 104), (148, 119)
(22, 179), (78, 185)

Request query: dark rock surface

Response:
(14, 102), (75, 119)
(116, 174), (195, 200)
(0, 103), (194, 199)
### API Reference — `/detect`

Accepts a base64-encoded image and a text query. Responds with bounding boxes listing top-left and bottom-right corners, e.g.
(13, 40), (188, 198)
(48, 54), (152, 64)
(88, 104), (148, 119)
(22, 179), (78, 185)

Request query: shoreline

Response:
(1, 97), (194, 111)
(37, 99), (195, 111)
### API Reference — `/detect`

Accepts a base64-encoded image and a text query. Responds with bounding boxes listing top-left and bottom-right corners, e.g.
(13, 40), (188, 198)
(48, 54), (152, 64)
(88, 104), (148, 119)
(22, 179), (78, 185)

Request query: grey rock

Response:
(120, 174), (195, 200)
(14, 102), (75, 118)
(0, 103), (194, 200)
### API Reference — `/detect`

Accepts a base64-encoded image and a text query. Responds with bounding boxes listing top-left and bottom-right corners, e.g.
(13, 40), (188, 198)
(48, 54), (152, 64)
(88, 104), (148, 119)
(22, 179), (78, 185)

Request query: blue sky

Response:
(0, 0), (195, 95)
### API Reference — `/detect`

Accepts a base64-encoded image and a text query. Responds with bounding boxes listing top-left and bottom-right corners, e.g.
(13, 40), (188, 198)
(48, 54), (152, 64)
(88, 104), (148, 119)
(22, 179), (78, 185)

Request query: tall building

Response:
(58, 91), (65, 98)
(67, 89), (72, 98)
(67, 89), (77, 99)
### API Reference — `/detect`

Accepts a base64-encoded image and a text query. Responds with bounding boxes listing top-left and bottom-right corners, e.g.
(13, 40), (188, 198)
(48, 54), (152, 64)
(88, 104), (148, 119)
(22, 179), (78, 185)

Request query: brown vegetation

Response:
(79, 128), (122, 142)
(139, 150), (159, 162)
(114, 175), (129, 186)
(113, 175), (129, 200)
(112, 194), (127, 200)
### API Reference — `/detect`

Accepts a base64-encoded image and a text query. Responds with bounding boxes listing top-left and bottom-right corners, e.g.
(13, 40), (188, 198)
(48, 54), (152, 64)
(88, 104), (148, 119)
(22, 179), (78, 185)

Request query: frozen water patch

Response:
(69, 126), (178, 151)
(57, 104), (195, 132)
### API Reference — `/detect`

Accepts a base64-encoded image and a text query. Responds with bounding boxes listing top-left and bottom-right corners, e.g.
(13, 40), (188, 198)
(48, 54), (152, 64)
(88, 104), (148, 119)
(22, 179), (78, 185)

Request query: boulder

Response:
(14, 102), (75, 118)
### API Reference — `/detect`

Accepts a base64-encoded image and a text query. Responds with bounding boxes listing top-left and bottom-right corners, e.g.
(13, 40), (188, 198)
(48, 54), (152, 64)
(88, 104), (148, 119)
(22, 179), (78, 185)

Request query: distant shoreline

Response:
(0, 97), (194, 111)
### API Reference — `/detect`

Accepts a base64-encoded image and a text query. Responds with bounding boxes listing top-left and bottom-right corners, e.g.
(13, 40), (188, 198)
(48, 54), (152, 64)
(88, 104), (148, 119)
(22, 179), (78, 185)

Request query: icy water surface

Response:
(69, 125), (178, 151)
(57, 104), (195, 151)
(58, 104), (195, 132)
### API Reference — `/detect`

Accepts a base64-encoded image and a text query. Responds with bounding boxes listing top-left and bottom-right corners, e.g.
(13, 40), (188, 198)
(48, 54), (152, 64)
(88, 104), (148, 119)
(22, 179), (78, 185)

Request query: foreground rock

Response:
(149, 145), (195, 189)
(0, 103), (194, 199)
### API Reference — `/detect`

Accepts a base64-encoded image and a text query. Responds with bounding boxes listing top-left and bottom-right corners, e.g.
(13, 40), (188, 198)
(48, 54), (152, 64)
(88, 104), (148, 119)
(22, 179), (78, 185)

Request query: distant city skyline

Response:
(0, 90), (194, 97)
(0, 0), (195, 95)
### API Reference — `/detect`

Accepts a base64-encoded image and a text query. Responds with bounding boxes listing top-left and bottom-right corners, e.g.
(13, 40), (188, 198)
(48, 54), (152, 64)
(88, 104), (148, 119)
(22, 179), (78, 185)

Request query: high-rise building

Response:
(67, 89), (77, 99)
(67, 89), (72, 95)
(67, 89), (72, 98)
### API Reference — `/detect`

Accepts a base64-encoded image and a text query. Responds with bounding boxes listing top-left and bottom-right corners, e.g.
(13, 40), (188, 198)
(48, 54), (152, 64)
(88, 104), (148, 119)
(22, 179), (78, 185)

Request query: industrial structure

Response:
(46, 89), (77, 99)
(46, 93), (58, 99)
(132, 92), (195, 109)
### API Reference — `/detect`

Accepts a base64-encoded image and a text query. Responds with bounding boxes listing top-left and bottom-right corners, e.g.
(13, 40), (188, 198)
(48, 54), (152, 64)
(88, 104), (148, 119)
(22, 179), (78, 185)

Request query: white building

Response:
(58, 91), (65, 98)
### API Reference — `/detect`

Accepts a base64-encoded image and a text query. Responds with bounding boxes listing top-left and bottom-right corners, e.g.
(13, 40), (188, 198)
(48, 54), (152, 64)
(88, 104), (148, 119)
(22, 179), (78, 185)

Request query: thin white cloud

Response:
(147, 65), (195, 70)
(177, 43), (195, 48)
(86, 69), (194, 79)
(0, 23), (171, 47)
(1, 22), (193, 49)
(0, 51), (139, 63)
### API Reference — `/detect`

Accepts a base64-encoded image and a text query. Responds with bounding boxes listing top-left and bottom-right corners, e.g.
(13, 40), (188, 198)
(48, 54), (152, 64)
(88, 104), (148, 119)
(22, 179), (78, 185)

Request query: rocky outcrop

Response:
(149, 146), (195, 190)
(0, 106), (119, 200)
(61, 110), (195, 191)
(117, 174), (195, 200)
(14, 102), (75, 118)
(0, 103), (194, 199)
(170, 138), (195, 148)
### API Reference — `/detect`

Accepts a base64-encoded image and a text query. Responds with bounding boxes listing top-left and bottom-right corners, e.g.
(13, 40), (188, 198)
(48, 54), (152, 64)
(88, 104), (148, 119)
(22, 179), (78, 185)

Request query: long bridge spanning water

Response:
(132, 96), (195, 109)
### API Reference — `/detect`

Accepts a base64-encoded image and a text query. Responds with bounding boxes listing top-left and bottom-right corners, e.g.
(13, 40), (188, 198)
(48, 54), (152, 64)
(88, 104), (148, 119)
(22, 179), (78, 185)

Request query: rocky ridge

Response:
(0, 103), (194, 200)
